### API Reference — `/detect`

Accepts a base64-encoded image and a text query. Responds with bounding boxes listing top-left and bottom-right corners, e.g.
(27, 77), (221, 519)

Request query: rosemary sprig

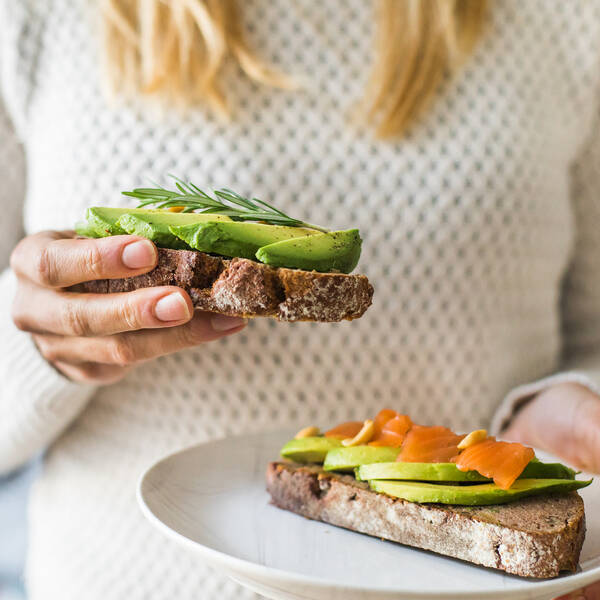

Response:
(122, 176), (329, 233)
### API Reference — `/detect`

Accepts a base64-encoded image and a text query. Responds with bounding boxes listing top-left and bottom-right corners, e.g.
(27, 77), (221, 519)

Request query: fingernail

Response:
(155, 293), (191, 322)
(211, 314), (247, 332)
(122, 240), (156, 270)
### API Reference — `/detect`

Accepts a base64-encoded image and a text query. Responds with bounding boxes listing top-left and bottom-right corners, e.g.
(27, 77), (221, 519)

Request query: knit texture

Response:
(1, 1), (600, 599)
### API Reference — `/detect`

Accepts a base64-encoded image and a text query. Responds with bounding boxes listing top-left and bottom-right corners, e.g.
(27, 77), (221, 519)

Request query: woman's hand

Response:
(503, 383), (600, 600)
(10, 230), (246, 384)
(503, 382), (600, 473)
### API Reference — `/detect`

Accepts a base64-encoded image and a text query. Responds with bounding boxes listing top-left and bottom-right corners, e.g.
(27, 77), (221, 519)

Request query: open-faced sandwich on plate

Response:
(74, 177), (373, 322)
(266, 409), (592, 578)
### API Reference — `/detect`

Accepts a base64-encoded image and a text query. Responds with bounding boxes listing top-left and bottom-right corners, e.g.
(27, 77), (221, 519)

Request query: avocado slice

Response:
(526, 456), (579, 478)
(357, 462), (488, 482)
(280, 437), (343, 464)
(323, 446), (401, 472)
(85, 207), (169, 237)
(521, 461), (577, 479)
(256, 229), (362, 274)
(370, 478), (591, 505)
(75, 220), (100, 238)
(356, 460), (577, 482)
(170, 221), (317, 260)
(117, 212), (230, 250)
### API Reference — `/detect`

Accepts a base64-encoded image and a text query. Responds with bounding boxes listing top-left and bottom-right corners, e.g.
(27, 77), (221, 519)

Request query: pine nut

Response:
(342, 419), (375, 447)
(458, 429), (488, 449)
(294, 426), (321, 439)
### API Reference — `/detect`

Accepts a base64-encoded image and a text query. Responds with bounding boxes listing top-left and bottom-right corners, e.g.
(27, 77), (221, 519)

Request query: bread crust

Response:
(78, 248), (373, 322)
(266, 461), (586, 578)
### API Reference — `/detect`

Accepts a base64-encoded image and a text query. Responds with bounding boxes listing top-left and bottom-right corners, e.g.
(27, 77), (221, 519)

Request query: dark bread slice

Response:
(266, 461), (586, 579)
(79, 248), (373, 322)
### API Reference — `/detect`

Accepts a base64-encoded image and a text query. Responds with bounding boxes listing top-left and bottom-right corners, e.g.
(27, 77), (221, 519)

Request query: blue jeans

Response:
(0, 460), (40, 599)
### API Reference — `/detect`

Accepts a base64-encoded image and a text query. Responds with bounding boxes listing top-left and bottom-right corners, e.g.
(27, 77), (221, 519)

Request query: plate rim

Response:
(137, 431), (600, 599)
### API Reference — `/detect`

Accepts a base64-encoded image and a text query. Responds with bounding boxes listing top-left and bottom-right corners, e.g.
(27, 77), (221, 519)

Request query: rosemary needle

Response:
(122, 176), (329, 233)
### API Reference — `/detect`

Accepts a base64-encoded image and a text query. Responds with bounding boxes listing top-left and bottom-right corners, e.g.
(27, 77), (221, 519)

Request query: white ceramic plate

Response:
(137, 431), (599, 600)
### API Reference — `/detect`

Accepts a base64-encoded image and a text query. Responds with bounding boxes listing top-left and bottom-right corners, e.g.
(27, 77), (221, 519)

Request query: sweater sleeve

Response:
(0, 89), (95, 475)
(491, 110), (600, 434)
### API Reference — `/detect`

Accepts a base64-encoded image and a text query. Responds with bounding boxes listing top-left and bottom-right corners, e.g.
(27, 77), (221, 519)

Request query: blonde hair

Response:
(100, 0), (487, 138)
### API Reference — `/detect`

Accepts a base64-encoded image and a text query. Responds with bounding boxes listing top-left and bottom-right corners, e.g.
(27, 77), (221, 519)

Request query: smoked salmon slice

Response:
(454, 439), (535, 490)
(398, 425), (464, 463)
(372, 408), (398, 437)
(325, 421), (363, 440)
(370, 414), (413, 447)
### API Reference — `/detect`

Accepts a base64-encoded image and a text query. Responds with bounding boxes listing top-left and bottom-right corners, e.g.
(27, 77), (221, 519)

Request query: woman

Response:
(1, 1), (599, 598)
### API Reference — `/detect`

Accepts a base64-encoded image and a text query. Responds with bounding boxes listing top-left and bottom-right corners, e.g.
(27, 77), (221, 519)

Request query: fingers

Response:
(548, 384), (600, 473)
(10, 230), (158, 288)
(52, 361), (131, 385)
(13, 280), (195, 336)
(32, 312), (246, 368)
(504, 383), (600, 474)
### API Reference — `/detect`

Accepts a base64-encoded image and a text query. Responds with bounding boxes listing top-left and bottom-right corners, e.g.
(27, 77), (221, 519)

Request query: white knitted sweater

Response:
(2, 1), (600, 599)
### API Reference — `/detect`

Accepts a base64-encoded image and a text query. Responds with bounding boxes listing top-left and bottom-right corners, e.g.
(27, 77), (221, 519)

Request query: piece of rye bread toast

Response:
(266, 462), (586, 578)
(77, 247), (374, 322)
